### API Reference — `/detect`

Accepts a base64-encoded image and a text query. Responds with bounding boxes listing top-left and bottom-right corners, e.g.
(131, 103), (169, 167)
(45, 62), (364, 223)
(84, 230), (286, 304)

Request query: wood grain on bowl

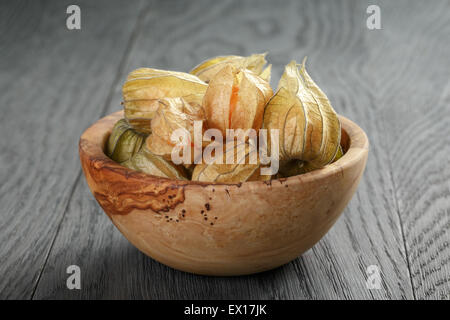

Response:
(79, 110), (368, 276)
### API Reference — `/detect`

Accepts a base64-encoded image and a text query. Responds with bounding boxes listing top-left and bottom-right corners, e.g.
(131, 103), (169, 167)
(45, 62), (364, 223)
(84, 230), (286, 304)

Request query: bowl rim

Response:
(79, 110), (369, 189)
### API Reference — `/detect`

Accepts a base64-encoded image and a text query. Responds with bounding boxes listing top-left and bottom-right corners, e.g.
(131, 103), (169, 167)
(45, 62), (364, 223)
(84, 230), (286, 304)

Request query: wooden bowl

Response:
(79, 110), (368, 276)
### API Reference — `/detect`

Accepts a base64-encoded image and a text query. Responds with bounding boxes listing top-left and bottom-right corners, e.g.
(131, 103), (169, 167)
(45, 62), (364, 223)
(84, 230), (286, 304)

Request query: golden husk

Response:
(190, 53), (270, 83)
(263, 59), (341, 168)
(191, 141), (271, 182)
(122, 68), (207, 133)
(122, 145), (188, 180)
(203, 64), (273, 136)
(146, 97), (206, 161)
(259, 64), (272, 83)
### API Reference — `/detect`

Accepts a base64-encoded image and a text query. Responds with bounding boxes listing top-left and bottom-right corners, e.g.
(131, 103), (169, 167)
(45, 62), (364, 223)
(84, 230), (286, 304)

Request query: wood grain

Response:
(0, 0), (146, 299)
(34, 0), (416, 299)
(1, 0), (448, 299)
(372, 0), (450, 299)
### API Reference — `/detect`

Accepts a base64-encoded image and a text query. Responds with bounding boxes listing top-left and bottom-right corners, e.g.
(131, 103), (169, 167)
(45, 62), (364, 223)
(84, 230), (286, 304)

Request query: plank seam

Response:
(383, 119), (417, 300)
(30, 171), (82, 300)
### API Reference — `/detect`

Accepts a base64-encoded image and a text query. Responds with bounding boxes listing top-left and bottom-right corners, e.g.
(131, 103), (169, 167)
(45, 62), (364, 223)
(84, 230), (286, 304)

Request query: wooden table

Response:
(1, 0), (449, 300)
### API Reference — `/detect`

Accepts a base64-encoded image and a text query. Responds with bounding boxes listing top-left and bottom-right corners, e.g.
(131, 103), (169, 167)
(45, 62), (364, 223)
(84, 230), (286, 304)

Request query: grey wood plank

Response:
(369, 0), (450, 299)
(0, 0), (146, 299)
(34, 0), (416, 299)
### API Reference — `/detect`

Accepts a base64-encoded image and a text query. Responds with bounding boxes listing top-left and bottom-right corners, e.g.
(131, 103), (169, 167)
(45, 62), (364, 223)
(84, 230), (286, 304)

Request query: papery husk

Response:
(123, 68), (207, 133)
(190, 53), (269, 83)
(203, 64), (273, 136)
(333, 145), (344, 162)
(191, 140), (271, 182)
(122, 145), (188, 180)
(263, 59), (341, 168)
(298, 145), (344, 173)
(106, 119), (147, 163)
(278, 145), (344, 177)
(146, 97), (206, 162)
(259, 64), (272, 83)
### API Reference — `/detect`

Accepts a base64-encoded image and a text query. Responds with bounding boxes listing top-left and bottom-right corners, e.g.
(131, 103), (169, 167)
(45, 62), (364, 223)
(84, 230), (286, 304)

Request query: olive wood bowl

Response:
(79, 110), (368, 276)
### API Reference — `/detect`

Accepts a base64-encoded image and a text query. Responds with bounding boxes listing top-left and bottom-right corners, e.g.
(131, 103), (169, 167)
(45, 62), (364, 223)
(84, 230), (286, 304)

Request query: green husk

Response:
(122, 145), (188, 180)
(106, 119), (147, 163)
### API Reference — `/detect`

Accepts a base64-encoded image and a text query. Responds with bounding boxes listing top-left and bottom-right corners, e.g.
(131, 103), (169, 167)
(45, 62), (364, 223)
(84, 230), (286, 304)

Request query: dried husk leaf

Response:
(191, 141), (271, 182)
(278, 145), (344, 177)
(333, 145), (344, 162)
(146, 97), (206, 161)
(122, 68), (207, 133)
(298, 145), (344, 173)
(263, 59), (341, 168)
(122, 145), (188, 180)
(259, 64), (272, 83)
(203, 64), (273, 136)
(106, 119), (147, 163)
(190, 53), (269, 83)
